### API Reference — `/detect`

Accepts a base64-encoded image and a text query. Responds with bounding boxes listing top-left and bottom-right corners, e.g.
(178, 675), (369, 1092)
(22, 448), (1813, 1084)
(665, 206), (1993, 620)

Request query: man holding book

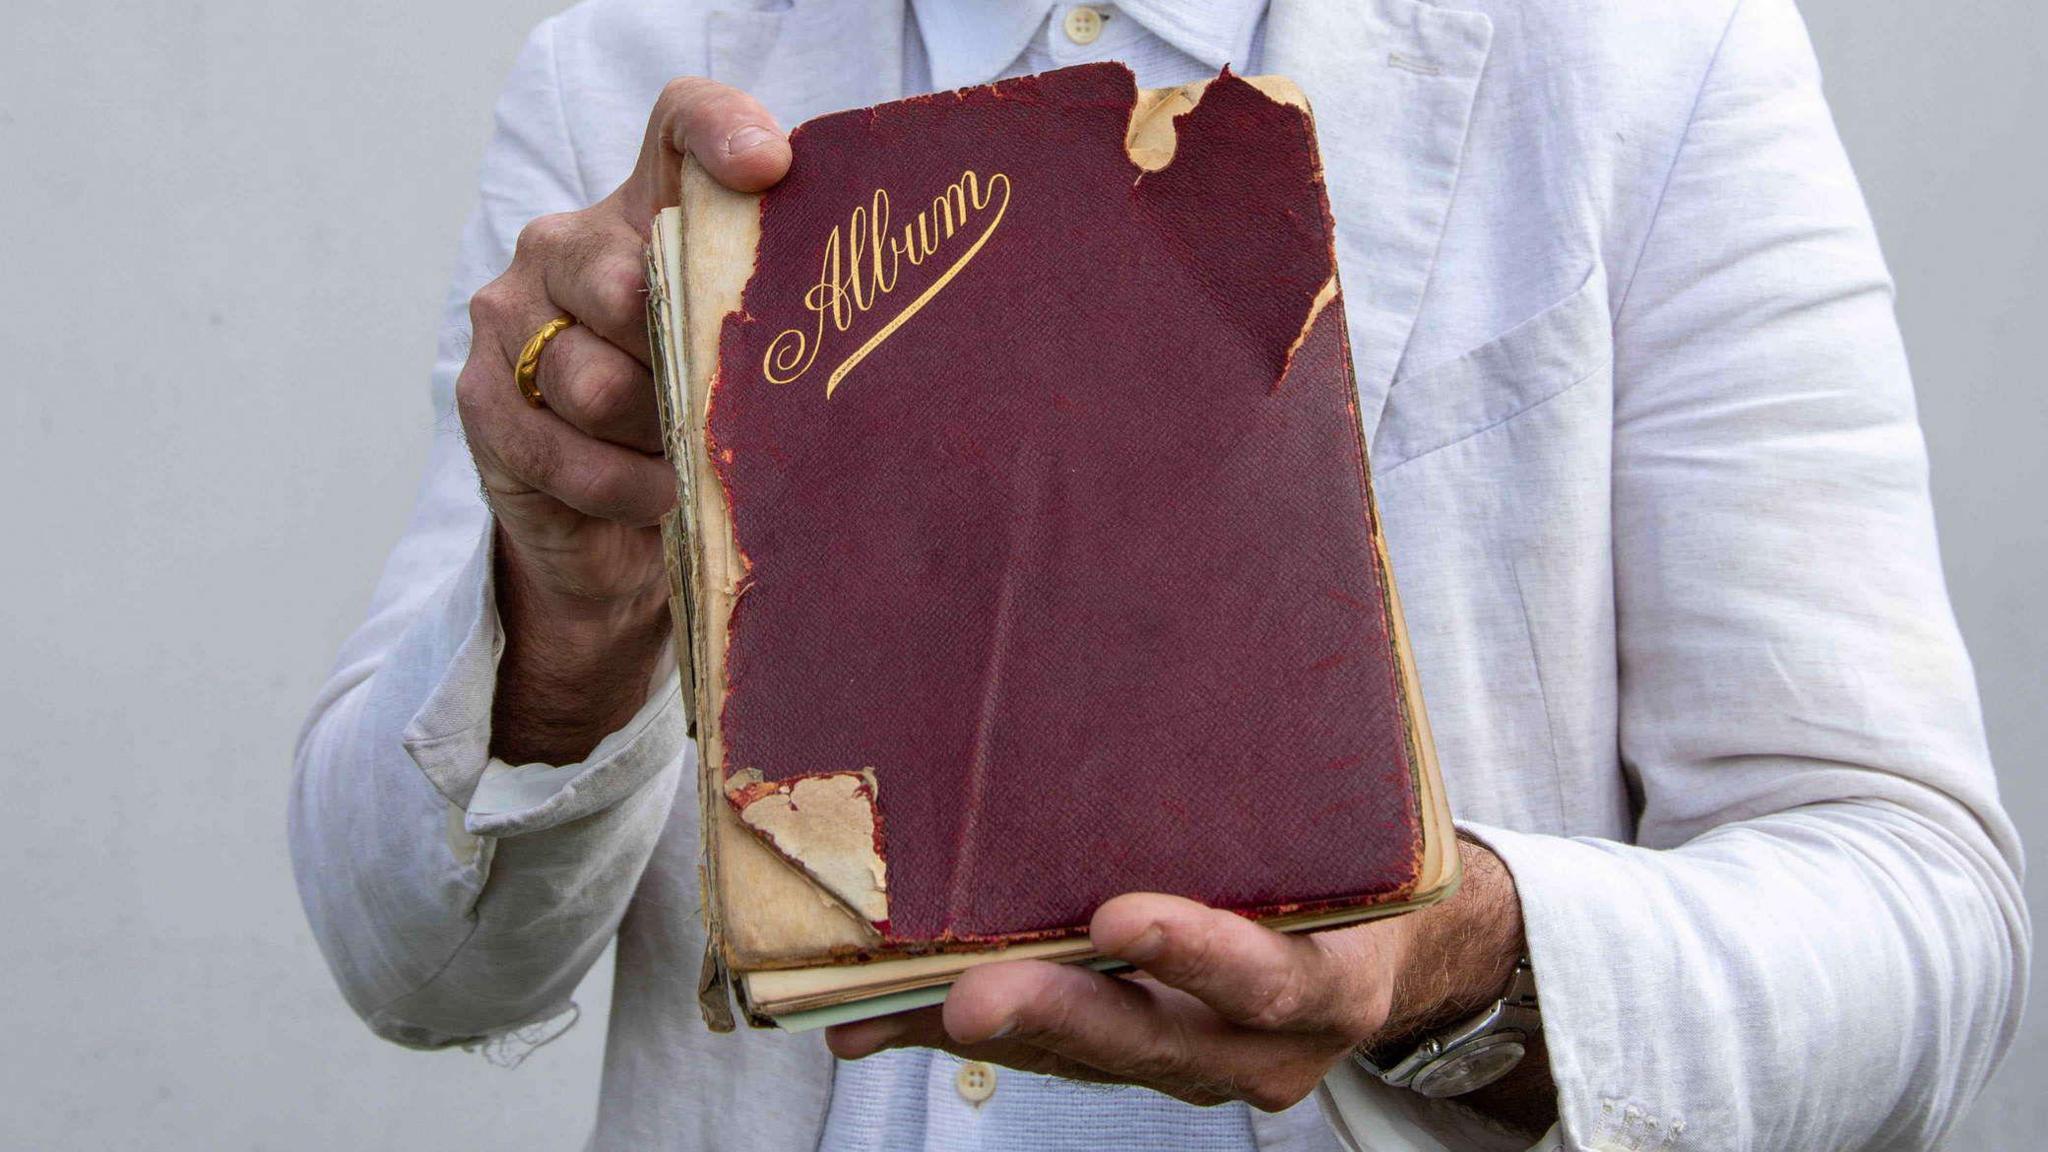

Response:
(291, 2), (2027, 1149)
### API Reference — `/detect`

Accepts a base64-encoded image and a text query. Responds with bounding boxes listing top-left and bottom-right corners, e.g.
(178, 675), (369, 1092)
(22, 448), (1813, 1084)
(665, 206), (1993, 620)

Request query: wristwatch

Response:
(1351, 958), (1539, 1098)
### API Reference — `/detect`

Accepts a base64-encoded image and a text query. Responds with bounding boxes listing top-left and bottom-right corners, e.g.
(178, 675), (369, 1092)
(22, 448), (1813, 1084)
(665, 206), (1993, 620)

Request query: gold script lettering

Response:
(761, 170), (1012, 398)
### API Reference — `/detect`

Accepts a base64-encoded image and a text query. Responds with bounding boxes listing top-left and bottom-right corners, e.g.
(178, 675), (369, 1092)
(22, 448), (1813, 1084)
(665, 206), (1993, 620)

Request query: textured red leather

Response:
(708, 64), (1419, 943)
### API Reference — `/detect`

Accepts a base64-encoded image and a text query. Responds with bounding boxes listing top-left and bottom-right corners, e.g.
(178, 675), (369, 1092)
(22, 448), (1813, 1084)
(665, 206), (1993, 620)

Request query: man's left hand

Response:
(827, 839), (1529, 1114)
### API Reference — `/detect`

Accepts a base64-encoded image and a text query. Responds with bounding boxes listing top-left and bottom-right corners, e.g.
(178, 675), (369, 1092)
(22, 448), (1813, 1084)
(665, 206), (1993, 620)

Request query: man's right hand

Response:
(454, 79), (792, 766)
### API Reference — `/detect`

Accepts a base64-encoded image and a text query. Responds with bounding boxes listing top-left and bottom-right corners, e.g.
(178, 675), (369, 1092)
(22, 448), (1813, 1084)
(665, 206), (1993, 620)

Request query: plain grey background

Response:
(1, 1), (2039, 1148)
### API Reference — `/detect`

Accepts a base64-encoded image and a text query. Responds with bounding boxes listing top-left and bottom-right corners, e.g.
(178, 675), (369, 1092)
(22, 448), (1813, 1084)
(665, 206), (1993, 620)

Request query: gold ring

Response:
(514, 316), (576, 408)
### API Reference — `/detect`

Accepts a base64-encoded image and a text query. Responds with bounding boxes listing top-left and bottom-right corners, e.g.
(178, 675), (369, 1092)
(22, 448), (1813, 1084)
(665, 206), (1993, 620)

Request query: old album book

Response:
(645, 63), (1456, 1032)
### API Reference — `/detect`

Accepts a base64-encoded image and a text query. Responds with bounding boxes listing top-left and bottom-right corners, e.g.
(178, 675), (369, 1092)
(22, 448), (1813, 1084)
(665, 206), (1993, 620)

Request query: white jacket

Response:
(289, 1), (2028, 1148)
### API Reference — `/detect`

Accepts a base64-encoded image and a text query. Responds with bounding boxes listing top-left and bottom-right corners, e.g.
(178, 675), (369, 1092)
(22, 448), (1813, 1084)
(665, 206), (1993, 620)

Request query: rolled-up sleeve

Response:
(288, 17), (686, 1050)
(1327, 1), (2026, 1148)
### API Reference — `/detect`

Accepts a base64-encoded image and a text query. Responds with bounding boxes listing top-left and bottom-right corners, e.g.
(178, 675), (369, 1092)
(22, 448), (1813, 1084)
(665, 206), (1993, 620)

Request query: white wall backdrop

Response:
(1, 1), (2040, 1148)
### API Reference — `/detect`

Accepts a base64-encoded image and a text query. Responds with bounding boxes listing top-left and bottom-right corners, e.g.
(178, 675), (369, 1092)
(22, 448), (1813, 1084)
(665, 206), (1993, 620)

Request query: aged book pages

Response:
(649, 64), (1457, 1029)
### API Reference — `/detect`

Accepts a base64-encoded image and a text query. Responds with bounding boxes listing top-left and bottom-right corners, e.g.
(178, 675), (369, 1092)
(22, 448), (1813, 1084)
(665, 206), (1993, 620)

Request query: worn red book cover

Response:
(649, 62), (1451, 1026)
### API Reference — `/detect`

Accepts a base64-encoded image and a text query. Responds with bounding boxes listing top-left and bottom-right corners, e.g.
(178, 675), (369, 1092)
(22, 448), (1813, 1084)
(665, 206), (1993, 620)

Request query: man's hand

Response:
(828, 840), (1552, 1130)
(455, 79), (792, 766)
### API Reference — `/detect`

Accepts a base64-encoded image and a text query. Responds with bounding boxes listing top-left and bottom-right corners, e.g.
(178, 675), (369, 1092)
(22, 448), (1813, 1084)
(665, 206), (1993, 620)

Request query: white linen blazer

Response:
(289, 0), (2029, 1148)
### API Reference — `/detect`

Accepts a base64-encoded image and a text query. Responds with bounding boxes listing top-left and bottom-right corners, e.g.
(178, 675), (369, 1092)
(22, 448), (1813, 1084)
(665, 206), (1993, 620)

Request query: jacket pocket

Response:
(1366, 265), (1621, 836)
(1373, 265), (1611, 474)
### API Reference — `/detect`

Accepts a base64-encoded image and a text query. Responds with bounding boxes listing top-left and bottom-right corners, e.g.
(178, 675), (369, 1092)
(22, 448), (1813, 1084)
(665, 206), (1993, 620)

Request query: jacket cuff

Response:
(465, 642), (683, 837)
(395, 520), (685, 839)
(1317, 822), (1586, 1152)
(1456, 821), (1680, 1152)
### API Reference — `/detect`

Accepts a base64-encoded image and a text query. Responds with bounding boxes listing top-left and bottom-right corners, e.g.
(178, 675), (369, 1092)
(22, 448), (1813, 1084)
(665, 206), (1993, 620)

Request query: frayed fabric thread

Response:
(464, 1002), (580, 1069)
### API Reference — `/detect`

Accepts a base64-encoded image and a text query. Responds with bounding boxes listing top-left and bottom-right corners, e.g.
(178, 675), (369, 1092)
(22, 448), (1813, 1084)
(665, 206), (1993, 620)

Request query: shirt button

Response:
(954, 1060), (998, 1104)
(1063, 6), (1105, 46)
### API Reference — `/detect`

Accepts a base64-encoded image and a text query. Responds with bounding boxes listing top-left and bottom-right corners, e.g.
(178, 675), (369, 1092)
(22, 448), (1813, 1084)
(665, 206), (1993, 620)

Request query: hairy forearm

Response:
(490, 529), (671, 766)
(1377, 837), (1556, 1134)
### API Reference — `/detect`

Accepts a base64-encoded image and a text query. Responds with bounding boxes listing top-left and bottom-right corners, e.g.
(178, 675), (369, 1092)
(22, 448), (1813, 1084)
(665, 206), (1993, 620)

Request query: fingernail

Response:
(989, 1018), (1018, 1040)
(1122, 923), (1167, 963)
(726, 125), (777, 155)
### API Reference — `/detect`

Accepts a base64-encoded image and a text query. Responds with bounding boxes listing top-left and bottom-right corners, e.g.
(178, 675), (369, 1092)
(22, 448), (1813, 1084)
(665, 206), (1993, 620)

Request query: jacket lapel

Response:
(707, 0), (908, 128)
(1263, 0), (1492, 449)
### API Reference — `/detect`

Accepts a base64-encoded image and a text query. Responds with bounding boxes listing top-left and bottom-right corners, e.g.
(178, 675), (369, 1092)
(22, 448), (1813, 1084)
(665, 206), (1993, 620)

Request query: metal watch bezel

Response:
(1352, 959), (1539, 1098)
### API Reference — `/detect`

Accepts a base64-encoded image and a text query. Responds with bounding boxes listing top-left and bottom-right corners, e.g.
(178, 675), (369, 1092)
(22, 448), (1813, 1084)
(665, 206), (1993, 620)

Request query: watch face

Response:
(1409, 1034), (1527, 1099)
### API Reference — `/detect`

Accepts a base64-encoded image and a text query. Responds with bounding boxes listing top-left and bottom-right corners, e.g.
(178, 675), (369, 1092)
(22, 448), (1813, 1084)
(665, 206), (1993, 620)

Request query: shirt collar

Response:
(909, 0), (1267, 92)
(1117, 0), (1265, 72)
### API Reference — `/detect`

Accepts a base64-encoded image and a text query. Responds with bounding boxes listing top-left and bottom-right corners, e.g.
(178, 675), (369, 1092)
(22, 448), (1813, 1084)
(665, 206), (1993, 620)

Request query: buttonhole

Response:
(1386, 52), (1442, 77)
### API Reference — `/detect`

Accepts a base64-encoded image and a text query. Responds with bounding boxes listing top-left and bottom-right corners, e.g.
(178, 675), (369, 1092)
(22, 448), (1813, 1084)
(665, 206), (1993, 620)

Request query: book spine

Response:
(649, 212), (738, 1032)
(646, 240), (699, 734)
